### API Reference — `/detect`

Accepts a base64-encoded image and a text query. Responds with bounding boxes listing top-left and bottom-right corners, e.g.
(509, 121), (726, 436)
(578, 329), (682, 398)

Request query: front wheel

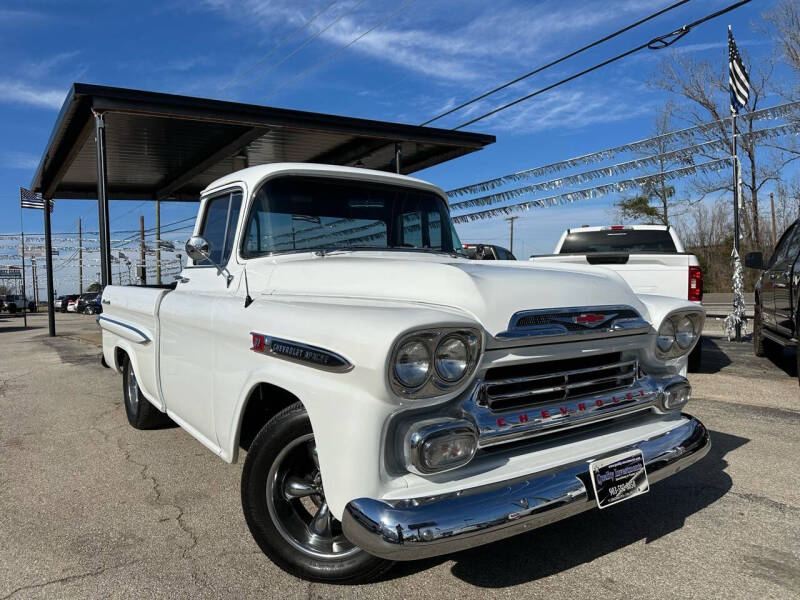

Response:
(241, 402), (393, 583)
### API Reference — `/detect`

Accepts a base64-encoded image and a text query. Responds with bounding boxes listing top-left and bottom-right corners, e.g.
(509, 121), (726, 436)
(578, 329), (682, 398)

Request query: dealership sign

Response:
(18, 244), (59, 257)
(0, 268), (22, 278)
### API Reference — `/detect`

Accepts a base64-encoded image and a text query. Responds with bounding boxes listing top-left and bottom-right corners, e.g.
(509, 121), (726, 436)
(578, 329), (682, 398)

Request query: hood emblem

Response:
(553, 312), (616, 328)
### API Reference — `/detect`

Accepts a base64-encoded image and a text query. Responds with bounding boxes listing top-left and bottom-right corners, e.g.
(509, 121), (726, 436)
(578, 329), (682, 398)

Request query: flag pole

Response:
(731, 109), (741, 342)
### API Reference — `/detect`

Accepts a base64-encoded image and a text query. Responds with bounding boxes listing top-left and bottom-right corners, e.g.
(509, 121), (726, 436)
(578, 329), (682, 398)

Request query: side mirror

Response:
(184, 236), (233, 286)
(744, 251), (764, 270)
(185, 236), (210, 262)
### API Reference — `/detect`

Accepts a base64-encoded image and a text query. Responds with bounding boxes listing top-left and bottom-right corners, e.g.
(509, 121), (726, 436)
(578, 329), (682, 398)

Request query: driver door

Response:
(159, 189), (242, 449)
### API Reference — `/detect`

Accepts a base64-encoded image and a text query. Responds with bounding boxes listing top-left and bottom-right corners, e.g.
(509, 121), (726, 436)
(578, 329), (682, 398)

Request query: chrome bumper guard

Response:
(343, 415), (710, 561)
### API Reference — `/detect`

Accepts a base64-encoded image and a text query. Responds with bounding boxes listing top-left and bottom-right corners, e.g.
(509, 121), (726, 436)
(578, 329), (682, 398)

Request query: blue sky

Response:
(0, 0), (789, 293)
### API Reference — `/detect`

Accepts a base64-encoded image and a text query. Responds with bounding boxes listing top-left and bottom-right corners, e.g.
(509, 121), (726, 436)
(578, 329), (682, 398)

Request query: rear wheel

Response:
(753, 302), (767, 357)
(122, 358), (169, 429)
(241, 402), (392, 583)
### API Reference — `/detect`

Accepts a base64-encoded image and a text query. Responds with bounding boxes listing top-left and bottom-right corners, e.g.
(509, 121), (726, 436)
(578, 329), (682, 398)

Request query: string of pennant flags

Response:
(446, 99), (800, 199)
(452, 158), (731, 224)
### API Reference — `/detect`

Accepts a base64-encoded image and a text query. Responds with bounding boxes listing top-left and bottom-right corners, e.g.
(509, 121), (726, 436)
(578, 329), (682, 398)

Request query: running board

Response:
(762, 327), (797, 347)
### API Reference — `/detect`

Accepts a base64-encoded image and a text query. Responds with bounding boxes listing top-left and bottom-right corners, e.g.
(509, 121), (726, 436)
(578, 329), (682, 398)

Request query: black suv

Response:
(463, 243), (516, 260)
(746, 219), (800, 383)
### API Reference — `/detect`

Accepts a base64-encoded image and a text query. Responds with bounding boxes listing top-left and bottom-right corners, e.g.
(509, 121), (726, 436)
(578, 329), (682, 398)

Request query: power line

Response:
(453, 0), (753, 130)
(222, 0), (339, 91)
(264, 0), (417, 101)
(420, 0), (693, 127)
(243, 0), (368, 92)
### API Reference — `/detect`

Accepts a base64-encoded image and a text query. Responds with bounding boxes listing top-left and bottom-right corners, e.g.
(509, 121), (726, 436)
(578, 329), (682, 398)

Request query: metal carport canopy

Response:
(28, 82), (495, 336)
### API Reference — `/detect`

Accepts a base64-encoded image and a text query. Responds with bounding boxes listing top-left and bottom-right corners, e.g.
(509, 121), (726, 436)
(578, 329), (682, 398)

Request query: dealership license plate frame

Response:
(589, 449), (649, 509)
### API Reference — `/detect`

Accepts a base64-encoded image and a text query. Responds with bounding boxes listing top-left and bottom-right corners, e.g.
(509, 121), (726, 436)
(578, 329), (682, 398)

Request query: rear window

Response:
(560, 230), (677, 254)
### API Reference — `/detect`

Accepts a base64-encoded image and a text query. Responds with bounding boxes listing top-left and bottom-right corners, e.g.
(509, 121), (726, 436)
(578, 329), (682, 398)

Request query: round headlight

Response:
(394, 340), (431, 388)
(435, 336), (469, 382)
(657, 319), (676, 353)
(675, 316), (696, 349)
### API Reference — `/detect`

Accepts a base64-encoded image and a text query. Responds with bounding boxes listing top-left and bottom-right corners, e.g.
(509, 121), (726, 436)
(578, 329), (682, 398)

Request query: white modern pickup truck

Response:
(531, 225), (704, 370)
(99, 164), (709, 583)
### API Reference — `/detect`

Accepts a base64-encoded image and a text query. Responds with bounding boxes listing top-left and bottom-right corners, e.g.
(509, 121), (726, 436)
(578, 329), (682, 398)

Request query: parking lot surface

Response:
(1, 312), (798, 599)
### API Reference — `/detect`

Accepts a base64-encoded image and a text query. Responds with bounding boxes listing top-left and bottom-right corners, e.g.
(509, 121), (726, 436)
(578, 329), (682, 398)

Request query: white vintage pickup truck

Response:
(99, 163), (709, 583)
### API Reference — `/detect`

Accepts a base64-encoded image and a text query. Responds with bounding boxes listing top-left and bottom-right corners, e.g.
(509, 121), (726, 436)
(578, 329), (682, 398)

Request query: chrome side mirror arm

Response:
(185, 236), (234, 287)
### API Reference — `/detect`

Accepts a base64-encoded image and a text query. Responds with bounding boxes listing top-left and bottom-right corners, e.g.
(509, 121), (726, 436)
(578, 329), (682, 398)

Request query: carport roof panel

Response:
(31, 83), (495, 201)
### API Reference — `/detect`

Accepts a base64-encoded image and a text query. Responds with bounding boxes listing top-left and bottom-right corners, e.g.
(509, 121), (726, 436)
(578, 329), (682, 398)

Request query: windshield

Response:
(560, 230), (677, 254)
(241, 175), (464, 257)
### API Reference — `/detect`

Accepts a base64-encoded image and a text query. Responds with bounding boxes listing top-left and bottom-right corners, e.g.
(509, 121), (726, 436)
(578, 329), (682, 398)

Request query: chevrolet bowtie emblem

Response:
(553, 313), (616, 328)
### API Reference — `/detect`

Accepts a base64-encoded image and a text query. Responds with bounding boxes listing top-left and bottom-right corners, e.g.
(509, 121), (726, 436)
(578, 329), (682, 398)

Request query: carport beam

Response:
(94, 112), (112, 287)
(43, 198), (56, 337)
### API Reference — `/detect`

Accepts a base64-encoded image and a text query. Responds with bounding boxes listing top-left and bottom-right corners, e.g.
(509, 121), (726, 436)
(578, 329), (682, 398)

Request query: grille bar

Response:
(484, 355), (638, 412)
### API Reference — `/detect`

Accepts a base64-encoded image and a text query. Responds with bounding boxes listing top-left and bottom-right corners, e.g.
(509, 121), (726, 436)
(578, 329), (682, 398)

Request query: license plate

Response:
(589, 449), (649, 509)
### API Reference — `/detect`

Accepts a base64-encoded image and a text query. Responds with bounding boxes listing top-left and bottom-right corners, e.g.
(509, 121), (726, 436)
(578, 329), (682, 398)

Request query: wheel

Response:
(122, 358), (170, 429)
(241, 402), (393, 583)
(753, 302), (781, 359)
(688, 342), (702, 372)
(7, 304), (16, 314)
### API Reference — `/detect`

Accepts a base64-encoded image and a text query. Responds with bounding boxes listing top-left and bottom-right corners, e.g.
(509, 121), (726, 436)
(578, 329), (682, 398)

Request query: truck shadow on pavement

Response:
(694, 336), (732, 374)
(388, 428), (746, 588)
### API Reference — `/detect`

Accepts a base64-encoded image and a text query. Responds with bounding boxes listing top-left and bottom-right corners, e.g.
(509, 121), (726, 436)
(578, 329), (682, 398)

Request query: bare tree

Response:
(764, 0), (800, 80)
(649, 52), (797, 249)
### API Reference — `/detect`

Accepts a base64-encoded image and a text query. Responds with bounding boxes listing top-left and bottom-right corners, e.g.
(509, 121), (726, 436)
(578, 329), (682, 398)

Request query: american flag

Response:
(728, 27), (750, 115)
(20, 187), (54, 212)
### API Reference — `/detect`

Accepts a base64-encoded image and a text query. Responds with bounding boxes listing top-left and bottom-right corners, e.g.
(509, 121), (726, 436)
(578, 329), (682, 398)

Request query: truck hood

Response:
(258, 253), (648, 336)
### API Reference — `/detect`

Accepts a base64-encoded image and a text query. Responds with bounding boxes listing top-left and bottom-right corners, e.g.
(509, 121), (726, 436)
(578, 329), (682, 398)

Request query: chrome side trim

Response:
(97, 315), (150, 344)
(249, 332), (353, 373)
(343, 416), (710, 561)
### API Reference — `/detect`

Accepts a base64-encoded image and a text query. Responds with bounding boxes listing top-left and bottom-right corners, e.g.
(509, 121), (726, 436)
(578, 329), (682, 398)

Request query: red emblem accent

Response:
(251, 333), (266, 353)
(575, 313), (608, 324)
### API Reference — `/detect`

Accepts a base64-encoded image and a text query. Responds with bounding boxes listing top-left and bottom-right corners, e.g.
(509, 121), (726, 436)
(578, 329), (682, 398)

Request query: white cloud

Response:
(0, 80), (64, 109)
(1, 151), (40, 170)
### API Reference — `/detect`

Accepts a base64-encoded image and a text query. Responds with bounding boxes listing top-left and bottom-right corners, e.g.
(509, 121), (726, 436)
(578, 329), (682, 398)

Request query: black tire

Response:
(753, 302), (779, 358)
(241, 402), (393, 584)
(7, 304), (16, 314)
(122, 357), (170, 429)
(688, 342), (702, 372)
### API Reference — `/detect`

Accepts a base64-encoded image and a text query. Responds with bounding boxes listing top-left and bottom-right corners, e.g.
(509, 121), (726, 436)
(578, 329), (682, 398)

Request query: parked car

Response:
(55, 296), (65, 310)
(530, 225), (704, 371)
(462, 243), (516, 260)
(76, 292), (100, 314)
(62, 294), (80, 313)
(83, 293), (103, 315)
(66, 298), (78, 312)
(98, 164), (708, 583)
(1, 294), (25, 314)
(746, 218), (800, 384)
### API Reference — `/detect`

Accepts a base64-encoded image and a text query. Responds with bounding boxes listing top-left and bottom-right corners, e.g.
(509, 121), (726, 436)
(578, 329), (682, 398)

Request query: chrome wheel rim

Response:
(266, 433), (358, 559)
(126, 366), (139, 408)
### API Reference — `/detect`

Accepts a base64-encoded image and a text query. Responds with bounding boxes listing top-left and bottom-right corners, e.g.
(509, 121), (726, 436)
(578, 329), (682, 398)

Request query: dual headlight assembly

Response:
(390, 327), (482, 399)
(655, 311), (704, 359)
(390, 327), (482, 474)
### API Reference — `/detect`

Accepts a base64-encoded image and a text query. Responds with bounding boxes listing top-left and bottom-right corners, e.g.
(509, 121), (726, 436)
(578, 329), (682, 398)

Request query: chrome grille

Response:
(513, 309), (640, 331)
(482, 352), (638, 412)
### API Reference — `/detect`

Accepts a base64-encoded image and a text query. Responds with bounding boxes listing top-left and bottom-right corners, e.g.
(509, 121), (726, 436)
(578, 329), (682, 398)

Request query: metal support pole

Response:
(20, 230), (27, 328)
(31, 258), (38, 307)
(43, 198), (56, 336)
(395, 143), (402, 174)
(94, 111), (112, 287)
(78, 217), (83, 294)
(139, 215), (146, 286)
(731, 114), (741, 342)
(155, 199), (161, 285)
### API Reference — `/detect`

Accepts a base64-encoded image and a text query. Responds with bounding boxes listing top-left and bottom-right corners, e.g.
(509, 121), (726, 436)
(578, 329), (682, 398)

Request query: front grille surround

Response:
(482, 351), (638, 412)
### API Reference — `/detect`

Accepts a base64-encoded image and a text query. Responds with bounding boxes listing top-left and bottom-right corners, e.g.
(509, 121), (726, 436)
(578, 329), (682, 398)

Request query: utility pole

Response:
(505, 216), (519, 255)
(770, 192), (777, 249)
(31, 257), (39, 307)
(78, 217), (83, 294)
(155, 198), (161, 285)
(139, 215), (146, 286)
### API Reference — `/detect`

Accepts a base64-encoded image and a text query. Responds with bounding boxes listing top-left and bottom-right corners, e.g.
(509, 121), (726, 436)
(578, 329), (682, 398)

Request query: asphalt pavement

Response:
(1, 312), (798, 599)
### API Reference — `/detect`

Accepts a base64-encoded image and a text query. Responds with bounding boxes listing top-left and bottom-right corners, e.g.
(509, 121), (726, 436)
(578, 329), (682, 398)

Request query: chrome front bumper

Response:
(342, 415), (710, 561)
